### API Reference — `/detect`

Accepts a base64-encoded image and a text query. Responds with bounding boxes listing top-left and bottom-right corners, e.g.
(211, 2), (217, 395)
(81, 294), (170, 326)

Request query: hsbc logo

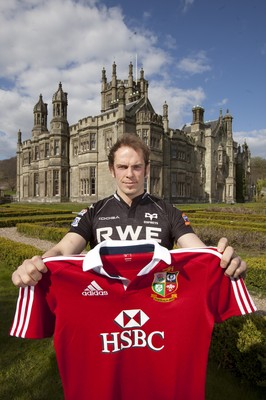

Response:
(145, 212), (158, 221)
(100, 309), (164, 353)
(114, 309), (149, 328)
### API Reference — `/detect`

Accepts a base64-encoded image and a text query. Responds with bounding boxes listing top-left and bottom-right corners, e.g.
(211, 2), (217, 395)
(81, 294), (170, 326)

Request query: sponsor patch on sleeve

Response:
(182, 212), (191, 226)
(78, 209), (88, 216)
(71, 217), (81, 227)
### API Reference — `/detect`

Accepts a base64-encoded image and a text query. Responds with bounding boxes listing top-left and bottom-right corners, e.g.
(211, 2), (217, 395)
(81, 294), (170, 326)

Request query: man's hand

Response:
(217, 237), (247, 279)
(11, 256), (48, 288)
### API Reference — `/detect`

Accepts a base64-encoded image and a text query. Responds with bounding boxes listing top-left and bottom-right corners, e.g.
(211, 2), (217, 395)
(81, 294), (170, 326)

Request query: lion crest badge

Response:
(151, 269), (179, 303)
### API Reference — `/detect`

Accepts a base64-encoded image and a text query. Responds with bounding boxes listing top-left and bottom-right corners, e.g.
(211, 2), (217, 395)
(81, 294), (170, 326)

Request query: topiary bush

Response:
(16, 223), (68, 243)
(0, 237), (42, 269)
(209, 313), (266, 387)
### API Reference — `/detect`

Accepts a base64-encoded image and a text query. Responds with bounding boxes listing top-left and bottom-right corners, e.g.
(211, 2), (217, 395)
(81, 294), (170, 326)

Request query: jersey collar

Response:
(114, 191), (148, 206)
(83, 239), (171, 277)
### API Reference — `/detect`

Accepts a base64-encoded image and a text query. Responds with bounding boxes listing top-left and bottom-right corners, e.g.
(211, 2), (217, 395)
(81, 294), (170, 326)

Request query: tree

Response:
(256, 178), (266, 200)
(0, 157), (17, 193)
(250, 157), (266, 183)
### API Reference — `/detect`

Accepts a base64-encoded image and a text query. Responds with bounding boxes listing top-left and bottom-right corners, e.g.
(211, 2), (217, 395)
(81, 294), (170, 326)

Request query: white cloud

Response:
(177, 51), (211, 75)
(149, 83), (206, 128)
(234, 129), (266, 159)
(181, 0), (195, 13)
(164, 34), (177, 50)
(217, 98), (229, 107)
(143, 11), (151, 20)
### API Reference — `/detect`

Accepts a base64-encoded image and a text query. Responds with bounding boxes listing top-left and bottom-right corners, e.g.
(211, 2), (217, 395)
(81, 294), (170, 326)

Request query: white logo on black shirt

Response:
(71, 217), (81, 227)
(145, 213), (158, 221)
(99, 216), (120, 221)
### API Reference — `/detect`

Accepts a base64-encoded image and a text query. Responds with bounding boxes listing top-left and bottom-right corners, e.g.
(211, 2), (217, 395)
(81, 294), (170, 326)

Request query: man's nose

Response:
(126, 167), (134, 177)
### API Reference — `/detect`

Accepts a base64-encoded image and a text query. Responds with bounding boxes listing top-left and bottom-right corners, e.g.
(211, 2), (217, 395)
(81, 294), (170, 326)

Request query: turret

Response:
(162, 101), (169, 133)
(52, 82), (68, 120)
(32, 94), (48, 137)
(223, 109), (233, 138)
(128, 62), (133, 91)
(17, 129), (22, 145)
(192, 105), (204, 125)
(191, 105), (205, 133)
(111, 61), (117, 102)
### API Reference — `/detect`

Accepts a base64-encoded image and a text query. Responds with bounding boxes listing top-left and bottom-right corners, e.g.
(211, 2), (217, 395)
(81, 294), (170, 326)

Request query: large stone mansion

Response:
(16, 62), (251, 204)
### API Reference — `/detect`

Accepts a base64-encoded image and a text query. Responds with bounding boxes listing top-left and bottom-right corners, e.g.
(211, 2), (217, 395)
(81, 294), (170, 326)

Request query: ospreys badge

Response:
(151, 269), (179, 303)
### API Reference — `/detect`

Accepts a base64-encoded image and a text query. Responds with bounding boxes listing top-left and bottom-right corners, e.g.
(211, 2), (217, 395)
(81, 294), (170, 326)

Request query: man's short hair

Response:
(108, 134), (150, 169)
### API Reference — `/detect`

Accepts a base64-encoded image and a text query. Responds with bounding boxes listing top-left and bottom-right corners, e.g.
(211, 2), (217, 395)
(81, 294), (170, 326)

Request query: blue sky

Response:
(0, 0), (265, 159)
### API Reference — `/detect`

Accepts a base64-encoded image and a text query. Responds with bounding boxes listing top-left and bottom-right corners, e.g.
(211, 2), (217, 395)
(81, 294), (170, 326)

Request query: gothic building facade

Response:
(16, 62), (251, 204)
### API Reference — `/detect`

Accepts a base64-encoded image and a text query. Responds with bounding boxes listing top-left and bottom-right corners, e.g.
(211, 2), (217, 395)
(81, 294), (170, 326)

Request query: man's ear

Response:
(109, 167), (115, 178)
(145, 163), (150, 177)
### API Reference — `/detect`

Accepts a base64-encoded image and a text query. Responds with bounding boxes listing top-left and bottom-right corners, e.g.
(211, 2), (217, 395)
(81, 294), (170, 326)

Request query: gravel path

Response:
(0, 227), (265, 312)
(0, 227), (55, 252)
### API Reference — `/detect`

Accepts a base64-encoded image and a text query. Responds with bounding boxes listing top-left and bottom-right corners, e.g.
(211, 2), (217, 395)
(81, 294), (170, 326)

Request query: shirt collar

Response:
(114, 191), (148, 205)
(83, 239), (171, 275)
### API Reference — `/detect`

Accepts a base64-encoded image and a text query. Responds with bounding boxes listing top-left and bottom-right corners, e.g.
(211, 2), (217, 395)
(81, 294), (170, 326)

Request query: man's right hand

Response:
(12, 256), (48, 287)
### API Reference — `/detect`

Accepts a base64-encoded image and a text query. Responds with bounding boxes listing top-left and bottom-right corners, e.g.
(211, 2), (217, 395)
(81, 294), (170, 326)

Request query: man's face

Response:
(110, 146), (149, 203)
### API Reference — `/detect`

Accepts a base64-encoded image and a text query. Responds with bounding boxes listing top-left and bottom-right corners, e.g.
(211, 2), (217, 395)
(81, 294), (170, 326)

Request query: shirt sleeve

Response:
(69, 207), (92, 244)
(208, 264), (257, 323)
(168, 205), (194, 241)
(10, 283), (55, 339)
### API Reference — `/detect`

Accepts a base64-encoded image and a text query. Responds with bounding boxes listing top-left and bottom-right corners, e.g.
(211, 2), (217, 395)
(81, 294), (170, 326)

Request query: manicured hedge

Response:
(194, 226), (266, 251)
(0, 209), (71, 218)
(191, 218), (266, 232)
(16, 223), (68, 243)
(188, 211), (266, 223)
(245, 257), (266, 293)
(0, 237), (42, 268)
(0, 214), (74, 228)
(209, 314), (266, 387)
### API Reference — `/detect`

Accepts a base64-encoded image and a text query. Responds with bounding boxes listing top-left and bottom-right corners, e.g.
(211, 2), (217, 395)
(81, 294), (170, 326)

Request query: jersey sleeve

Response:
(208, 265), (257, 323)
(168, 205), (194, 241)
(68, 207), (92, 243)
(10, 284), (55, 339)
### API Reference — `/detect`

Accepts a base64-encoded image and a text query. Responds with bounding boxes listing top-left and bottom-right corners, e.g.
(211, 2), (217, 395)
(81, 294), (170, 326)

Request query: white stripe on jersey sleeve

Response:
(10, 286), (35, 337)
(21, 286), (35, 337)
(231, 279), (257, 314)
(231, 280), (245, 314)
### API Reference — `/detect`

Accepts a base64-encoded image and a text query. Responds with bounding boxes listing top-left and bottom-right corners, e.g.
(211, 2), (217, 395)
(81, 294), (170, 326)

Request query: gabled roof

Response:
(125, 96), (155, 116)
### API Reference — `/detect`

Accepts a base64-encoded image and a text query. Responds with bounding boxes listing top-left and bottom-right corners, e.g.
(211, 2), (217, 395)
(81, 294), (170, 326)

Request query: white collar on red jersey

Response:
(83, 239), (171, 276)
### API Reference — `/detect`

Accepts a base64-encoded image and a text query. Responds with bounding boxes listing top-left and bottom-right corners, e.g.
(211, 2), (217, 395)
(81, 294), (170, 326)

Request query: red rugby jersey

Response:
(10, 240), (256, 400)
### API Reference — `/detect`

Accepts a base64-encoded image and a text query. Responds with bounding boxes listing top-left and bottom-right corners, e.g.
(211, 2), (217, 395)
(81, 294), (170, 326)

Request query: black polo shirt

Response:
(69, 192), (194, 249)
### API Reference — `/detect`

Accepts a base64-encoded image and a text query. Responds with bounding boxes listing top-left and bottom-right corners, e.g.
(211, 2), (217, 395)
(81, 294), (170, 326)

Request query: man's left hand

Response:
(217, 237), (247, 279)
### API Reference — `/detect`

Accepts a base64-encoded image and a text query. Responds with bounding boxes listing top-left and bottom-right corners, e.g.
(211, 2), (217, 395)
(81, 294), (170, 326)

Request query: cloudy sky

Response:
(0, 0), (265, 160)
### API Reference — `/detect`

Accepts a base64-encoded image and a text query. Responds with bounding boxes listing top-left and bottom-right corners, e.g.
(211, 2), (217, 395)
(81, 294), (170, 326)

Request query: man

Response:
(12, 134), (246, 287)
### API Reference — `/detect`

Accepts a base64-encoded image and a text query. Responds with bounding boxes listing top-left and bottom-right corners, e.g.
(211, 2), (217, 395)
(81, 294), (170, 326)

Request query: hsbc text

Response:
(100, 329), (164, 353)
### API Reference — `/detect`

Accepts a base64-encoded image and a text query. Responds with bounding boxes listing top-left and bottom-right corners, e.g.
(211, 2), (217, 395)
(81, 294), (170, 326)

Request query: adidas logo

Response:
(82, 280), (108, 296)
